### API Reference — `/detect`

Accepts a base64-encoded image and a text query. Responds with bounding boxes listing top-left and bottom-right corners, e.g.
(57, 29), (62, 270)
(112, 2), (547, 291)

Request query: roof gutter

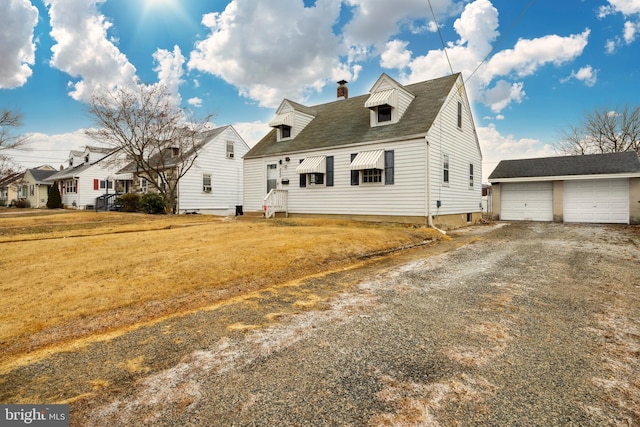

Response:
(489, 172), (640, 184)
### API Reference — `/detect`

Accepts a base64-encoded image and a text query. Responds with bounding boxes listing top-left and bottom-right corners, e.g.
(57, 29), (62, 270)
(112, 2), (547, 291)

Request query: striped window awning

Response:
(112, 173), (133, 180)
(296, 156), (326, 174)
(269, 112), (295, 127)
(364, 89), (396, 109)
(350, 150), (385, 170)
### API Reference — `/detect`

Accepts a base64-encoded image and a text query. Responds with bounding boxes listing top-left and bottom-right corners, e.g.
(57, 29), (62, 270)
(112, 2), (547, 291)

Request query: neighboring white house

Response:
(488, 152), (640, 224)
(45, 146), (128, 209)
(117, 125), (249, 215)
(243, 73), (483, 229)
(19, 165), (57, 208)
(174, 125), (249, 215)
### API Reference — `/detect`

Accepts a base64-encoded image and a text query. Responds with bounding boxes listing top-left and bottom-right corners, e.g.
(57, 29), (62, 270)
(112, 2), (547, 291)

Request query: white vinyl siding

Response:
(177, 126), (248, 214)
(244, 75), (482, 219)
(564, 179), (629, 224)
(243, 139), (427, 217)
(426, 76), (483, 216)
(58, 158), (129, 209)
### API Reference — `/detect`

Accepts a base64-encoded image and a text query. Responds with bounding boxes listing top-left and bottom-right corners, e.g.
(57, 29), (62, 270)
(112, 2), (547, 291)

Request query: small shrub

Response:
(116, 193), (141, 212)
(140, 192), (165, 214)
(15, 199), (31, 208)
(47, 184), (62, 209)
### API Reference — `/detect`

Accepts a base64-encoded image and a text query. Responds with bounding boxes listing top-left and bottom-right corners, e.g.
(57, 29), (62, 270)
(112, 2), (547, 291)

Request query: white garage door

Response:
(564, 179), (629, 224)
(501, 182), (553, 221)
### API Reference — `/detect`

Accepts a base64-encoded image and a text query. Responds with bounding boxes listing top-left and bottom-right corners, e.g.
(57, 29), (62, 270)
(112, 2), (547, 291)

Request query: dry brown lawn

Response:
(0, 210), (442, 360)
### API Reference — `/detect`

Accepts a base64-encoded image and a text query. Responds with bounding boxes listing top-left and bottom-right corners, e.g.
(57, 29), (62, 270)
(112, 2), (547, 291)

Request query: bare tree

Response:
(86, 84), (213, 213)
(557, 103), (640, 155)
(0, 109), (29, 180)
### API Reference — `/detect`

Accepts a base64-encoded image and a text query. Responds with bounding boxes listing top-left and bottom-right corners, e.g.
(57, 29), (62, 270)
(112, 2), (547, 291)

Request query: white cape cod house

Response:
(117, 125), (249, 215)
(243, 73), (483, 229)
(45, 146), (128, 210)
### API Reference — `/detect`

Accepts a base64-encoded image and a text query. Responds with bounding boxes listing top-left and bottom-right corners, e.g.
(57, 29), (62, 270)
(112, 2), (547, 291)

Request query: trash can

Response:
(235, 205), (243, 216)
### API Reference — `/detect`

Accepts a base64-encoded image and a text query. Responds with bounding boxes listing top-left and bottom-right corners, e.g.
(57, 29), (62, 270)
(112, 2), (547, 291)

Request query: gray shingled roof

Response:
(488, 152), (640, 181)
(29, 168), (58, 183)
(45, 163), (92, 181)
(245, 73), (460, 159)
(117, 125), (230, 174)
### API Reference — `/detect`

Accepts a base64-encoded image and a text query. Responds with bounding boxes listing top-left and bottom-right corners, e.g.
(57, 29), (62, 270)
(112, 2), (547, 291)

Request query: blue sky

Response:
(1, 0), (639, 182)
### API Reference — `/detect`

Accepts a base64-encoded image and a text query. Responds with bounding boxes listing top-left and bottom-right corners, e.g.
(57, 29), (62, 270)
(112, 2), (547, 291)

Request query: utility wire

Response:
(427, 0), (454, 76)
(466, 0), (536, 83)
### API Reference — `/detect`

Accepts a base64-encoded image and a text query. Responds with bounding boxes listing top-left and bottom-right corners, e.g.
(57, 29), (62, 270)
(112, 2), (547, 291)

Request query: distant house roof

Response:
(28, 168), (58, 183)
(45, 163), (92, 181)
(117, 125), (230, 174)
(0, 171), (24, 187)
(46, 147), (121, 182)
(488, 152), (640, 181)
(245, 73), (461, 159)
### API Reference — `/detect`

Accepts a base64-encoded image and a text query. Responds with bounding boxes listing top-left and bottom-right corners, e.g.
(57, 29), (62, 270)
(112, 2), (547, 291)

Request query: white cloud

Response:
(188, 0), (352, 108)
(152, 45), (186, 106)
(562, 65), (598, 87)
(188, 97), (203, 108)
(478, 124), (555, 182)
(600, 1), (640, 51)
(380, 40), (412, 70)
(623, 20), (639, 42)
(342, 0), (461, 47)
(483, 81), (525, 113)
(400, 0), (589, 113)
(604, 0), (640, 16)
(45, 0), (139, 102)
(484, 30), (590, 79)
(6, 130), (96, 170)
(0, 0), (39, 88)
(231, 121), (271, 147)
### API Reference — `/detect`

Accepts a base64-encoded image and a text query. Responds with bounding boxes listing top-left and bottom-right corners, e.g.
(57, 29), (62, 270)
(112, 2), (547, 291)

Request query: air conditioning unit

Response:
(203, 186), (212, 193)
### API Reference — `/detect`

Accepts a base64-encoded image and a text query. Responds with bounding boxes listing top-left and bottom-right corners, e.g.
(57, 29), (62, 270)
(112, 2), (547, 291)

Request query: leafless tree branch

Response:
(85, 84), (214, 213)
(557, 103), (640, 155)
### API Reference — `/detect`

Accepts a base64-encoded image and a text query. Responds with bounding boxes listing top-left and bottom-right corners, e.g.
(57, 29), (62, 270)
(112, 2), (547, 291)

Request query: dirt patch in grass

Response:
(0, 211), (443, 363)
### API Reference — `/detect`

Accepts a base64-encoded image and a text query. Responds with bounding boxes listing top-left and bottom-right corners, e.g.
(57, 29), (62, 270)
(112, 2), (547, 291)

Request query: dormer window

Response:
(377, 105), (392, 123)
(85, 154), (90, 163)
(281, 125), (291, 139)
(366, 88), (398, 126)
(365, 74), (415, 128)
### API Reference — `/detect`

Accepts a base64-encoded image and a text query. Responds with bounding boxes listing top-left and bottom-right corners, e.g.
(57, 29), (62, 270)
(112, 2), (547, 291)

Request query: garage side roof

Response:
(488, 152), (640, 181)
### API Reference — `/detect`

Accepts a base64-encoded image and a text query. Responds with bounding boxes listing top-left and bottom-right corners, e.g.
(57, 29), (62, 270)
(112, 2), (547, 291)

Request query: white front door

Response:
(564, 179), (629, 224)
(266, 163), (278, 194)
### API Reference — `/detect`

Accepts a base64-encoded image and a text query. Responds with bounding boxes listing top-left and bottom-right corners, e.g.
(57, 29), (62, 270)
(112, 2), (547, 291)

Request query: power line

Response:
(466, 0), (536, 84)
(427, 0), (454, 75)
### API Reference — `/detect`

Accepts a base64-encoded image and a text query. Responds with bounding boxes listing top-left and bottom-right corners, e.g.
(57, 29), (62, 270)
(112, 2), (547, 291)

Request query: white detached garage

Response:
(489, 152), (640, 225)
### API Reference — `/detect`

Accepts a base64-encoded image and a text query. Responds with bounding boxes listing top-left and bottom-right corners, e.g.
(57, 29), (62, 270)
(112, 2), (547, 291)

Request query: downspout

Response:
(426, 136), (446, 235)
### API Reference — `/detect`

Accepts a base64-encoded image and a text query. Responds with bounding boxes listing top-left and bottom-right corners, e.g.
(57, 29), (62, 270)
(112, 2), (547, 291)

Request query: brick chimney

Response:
(337, 80), (348, 99)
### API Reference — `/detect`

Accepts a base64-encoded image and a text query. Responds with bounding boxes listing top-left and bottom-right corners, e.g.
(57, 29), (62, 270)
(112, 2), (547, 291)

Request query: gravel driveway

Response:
(4, 222), (640, 425)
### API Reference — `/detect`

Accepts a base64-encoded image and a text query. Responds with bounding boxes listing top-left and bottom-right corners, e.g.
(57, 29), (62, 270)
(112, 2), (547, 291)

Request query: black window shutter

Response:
(384, 150), (394, 185)
(326, 156), (334, 187)
(299, 159), (306, 187)
(350, 153), (359, 186)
